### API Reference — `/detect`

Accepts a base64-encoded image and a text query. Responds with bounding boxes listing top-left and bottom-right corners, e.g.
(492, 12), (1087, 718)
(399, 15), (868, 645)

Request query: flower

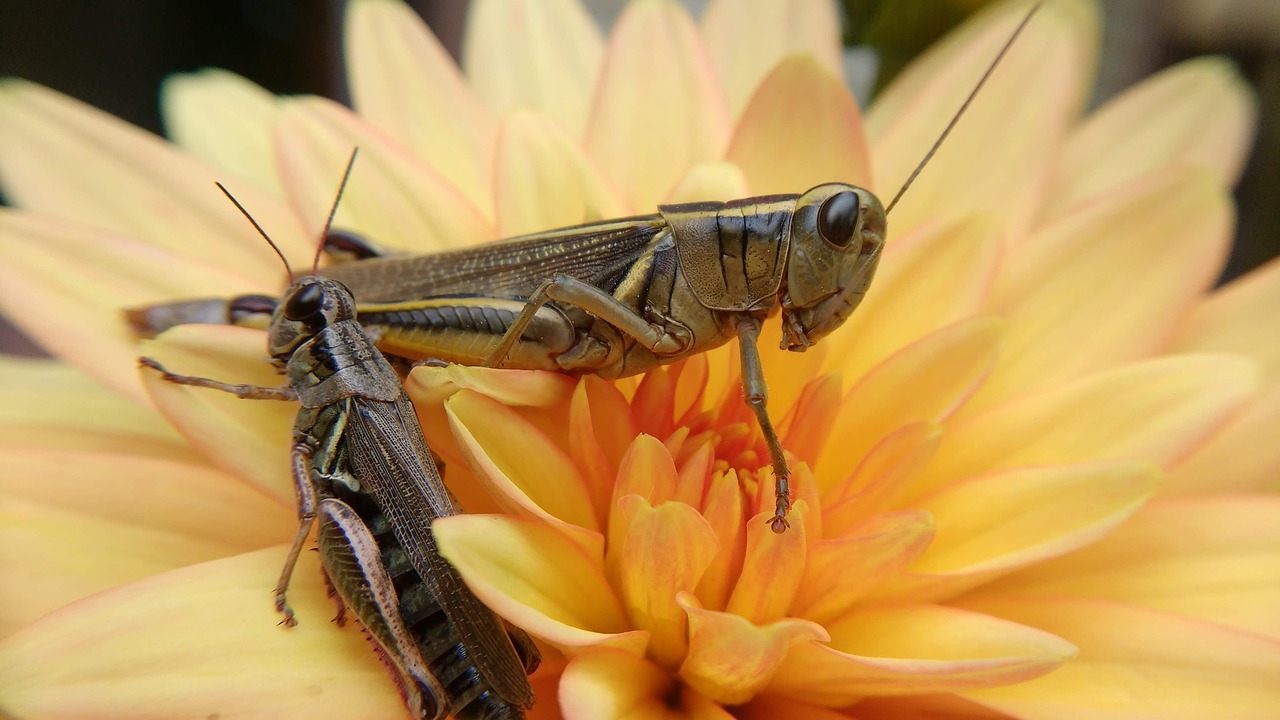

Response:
(1, 0), (1277, 718)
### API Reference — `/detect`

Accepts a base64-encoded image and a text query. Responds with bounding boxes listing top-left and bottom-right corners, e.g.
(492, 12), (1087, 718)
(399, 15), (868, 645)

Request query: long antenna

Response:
(313, 148), (360, 274)
(884, 1), (1042, 215)
(216, 182), (293, 279)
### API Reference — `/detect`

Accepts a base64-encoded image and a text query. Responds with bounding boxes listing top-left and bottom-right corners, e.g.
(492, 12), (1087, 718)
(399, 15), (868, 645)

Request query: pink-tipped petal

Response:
(585, 0), (730, 210)
(770, 604), (1076, 704)
(1044, 56), (1257, 220)
(345, 0), (496, 215)
(494, 109), (628, 237)
(0, 547), (411, 719)
(463, 0), (604, 134)
(700, 0), (843, 118)
(0, 80), (310, 274)
(160, 69), (284, 193)
(726, 54), (871, 195)
(275, 96), (492, 252)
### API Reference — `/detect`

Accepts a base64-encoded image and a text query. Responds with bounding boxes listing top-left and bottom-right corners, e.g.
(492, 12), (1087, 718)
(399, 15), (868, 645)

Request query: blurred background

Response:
(0, 0), (1276, 357)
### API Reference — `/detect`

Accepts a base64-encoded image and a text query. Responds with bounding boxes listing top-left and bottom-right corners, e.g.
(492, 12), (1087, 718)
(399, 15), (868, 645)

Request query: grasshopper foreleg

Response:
(138, 357), (298, 401)
(734, 317), (792, 533)
(272, 441), (320, 627)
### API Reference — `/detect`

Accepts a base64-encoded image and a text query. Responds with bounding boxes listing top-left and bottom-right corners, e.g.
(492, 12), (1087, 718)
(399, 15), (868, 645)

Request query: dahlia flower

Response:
(1, 0), (1276, 718)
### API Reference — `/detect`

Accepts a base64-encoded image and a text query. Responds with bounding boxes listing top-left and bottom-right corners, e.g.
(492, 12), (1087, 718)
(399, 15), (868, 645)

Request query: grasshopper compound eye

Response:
(283, 283), (324, 323)
(817, 190), (861, 248)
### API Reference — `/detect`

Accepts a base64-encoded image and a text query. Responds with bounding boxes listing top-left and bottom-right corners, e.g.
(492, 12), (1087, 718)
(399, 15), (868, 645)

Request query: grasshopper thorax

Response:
(267, 276), (359, 363)
(780, 183), (886, 350)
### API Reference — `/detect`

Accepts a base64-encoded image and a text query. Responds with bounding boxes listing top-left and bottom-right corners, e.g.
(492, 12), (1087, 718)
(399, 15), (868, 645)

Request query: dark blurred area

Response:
(0, 0), (1275, 358)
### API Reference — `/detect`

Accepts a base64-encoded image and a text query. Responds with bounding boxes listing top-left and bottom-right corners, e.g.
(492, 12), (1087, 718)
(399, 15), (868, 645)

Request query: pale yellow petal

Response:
(666, 161), (750, 204)
(1173, 255), (1280, 380)
(0, 212), (265, 402)
(0, 80), (311, 275)
(160, 68), (284, 193)
(585, 0), (730, 210)
(725, 54), (871, 195)
(560, 648), (693, 720)
(0, 548), (410, 719)
(1044, 56), (1257, 220)
(345, 0), (496, 215)
(700, 0), (843, 118)
(275, 96), (493, 254)
(464, 0), (604, 134)
(867, 0), (1098, 236)
(493, 109), (628, 237)
(1165, 386), (1280, 495)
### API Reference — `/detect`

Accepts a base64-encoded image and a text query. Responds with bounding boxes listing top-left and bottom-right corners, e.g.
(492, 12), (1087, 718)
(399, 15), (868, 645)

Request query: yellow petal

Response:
(0, 547), (409, 719)
(958, 598), (1280, 719)
(1044, 56), (1257, 220)
(972, 495), (1280, 640)
(666, 160), (750, 203)
(1165, 386), (1280, 495)
(778, 372), (841, 470)
(0, 357), (195, 461)
(0, 212), (265, 402)
(725, 508), (807, 624)
(140, 326), (296, 503)
(433, 514), (639, 650)
(880, 460), (1159, 603)
(1173, 254), (1280, 378)
(463, 0), (604, 134)
(793, 510), (935, 624)
(693, 470), (747, 612)
(0, 80), (310, 275)
(345, 0), (496, 215)
(613, 434), (680, 507)
(585, 0), (730, 210)
(726, 54), (871, 195)
(678, 592), (827, 705)
(619, 500), (720, 670)
(160, 68), (284, 193)
(917, 354), (1257, 497)
(770, 605), (1076, 703)
(700, 0), (843, 118)
(493, 109), (628, 237)
(822, 423), (941, 535)
(275, 96), (492, 252)
(408, 363), (575, 409)
(560, 648), (685, 720)
(867, 0), (1098, 236)
(815, 317), (1006, 483)
(972, 168), (1232, 409)
(823, 216), (1003, 382)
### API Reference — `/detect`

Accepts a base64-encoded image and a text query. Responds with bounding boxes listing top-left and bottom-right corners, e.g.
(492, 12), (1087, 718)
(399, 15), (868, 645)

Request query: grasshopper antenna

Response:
(313, 148), (360, 274)
(884, 1), (1042, 215)
(216, 182), (293, 279)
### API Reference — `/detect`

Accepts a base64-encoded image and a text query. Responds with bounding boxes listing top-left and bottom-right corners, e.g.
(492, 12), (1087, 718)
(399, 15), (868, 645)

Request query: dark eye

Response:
(817, 191), (861, 247)
(283, 283), (323, 322)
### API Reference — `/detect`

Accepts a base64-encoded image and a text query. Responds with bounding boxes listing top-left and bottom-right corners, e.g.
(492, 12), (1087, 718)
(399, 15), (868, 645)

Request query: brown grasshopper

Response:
(140, 156), (539, 719)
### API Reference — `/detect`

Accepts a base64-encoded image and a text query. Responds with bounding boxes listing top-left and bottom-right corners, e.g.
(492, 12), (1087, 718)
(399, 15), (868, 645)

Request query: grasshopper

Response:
(130, 4), (1039, 534)
(140, 156), (539, 719)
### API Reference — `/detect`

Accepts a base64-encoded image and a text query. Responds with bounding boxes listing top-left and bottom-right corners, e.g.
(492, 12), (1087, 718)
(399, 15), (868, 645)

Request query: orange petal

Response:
(0, 547), (410, 719)
(159, 69), (284, 193)
(700, 0), (843, 118)
(957, 598), (1280, 719)
(726, 54), (871, 195)
(433, 514), (640, 651)
(792, 510), (935, 625)
(618, 500), (720, 670)
(678, 592), (827, 705)
(815, 317), (1006, 482)
(769, 605), (1076, 704)
(822, 216), (1003, 383)
(1, 449), (291, 637)
(344, 0), (496, 215)
(585, 0), (730, 210)
(446, 389), (600, 537)
(275, 96), (492, 252)
(881, 460), (1159, 602)
(917, 354), (1256, 496)
(972, 168), (1232, 409)
(0, 80), (311, 275)
(725, 508), (807, 624)
(778, 372), (842, 471)
(463, 0), (604, 134)
(613, 434), (681, 507)
(693, 470), (747, 613)
(140, 326), (296, 503)
(971, 495), (1280, 640)
(1044, 56), (1257, 220)
(493, 109), (629, 237)
(0, 212), (266, 403)
(867, 0), (1098, 236)
(666, 161), (750, 203)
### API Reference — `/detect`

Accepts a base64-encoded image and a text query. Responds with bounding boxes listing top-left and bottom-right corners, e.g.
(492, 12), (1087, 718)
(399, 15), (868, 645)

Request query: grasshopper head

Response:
(780, 183), (886, 350)
(267, 276), (358, 362)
